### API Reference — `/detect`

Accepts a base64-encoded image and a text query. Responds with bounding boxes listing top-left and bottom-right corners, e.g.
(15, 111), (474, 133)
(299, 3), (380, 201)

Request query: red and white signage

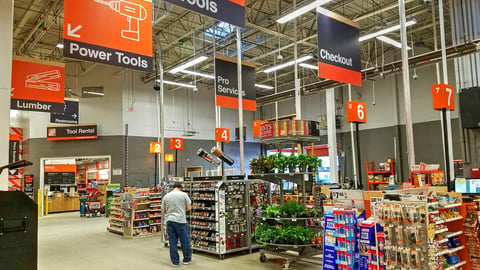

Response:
(215, 128), (230, 143)
(11, 56), (65, 112)
(346, 101), (367, 123)
(149, 142), (162, 154)
(253, 120), (268, 137)
(260, 122), (274, 139)
(432, 83), (455, 111)
(170, 137), (184, 150)
(63, 0), (153, 71)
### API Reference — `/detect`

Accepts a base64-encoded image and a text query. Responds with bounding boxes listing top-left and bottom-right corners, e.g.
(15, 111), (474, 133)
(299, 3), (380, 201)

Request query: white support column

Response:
(326, 88), (338, 183)
(236, 27), (245, 175)
(348, 85), (358, 186)
(0, 0), (14, 191)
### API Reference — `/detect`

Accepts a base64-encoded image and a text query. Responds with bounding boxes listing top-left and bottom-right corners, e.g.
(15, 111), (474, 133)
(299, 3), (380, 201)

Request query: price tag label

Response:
(149, 142), (161, 153)
(432, 83), (455, 110)
(215, 128), (230, 143)
(169, 137), (184, 150)
(346, 101), (367, 123)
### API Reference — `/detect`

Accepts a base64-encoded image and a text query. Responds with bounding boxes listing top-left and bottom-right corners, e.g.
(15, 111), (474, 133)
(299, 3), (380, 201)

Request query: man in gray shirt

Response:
(162, 182), (193, 267)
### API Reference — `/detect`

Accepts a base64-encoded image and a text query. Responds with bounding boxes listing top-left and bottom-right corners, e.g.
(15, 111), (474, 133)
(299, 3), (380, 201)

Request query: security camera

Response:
(276, 54), (283, 61)
(419, 0), (431, 5)
(153, 81), (160, 91)
(192, 87), (198, 93)
(412, 74), (419, 80)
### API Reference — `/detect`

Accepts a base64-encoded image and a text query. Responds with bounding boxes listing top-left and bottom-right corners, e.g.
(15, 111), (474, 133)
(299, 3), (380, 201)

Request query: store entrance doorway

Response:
(39, 155), (111, 216)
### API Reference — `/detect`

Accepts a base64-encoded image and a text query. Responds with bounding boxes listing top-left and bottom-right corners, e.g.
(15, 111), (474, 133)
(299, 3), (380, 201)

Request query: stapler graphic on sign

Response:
(25, 70), (61, 91)
(94, 0), (147, 42)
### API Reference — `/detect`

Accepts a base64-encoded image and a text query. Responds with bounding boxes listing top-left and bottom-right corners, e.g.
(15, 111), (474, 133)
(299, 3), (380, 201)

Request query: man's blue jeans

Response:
(167, 221), (192, 265)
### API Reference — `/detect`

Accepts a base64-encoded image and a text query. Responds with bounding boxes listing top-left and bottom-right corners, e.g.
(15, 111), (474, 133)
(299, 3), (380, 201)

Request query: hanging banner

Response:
(215, 55), (256, 111)
(163, 0), (245, 28)
(50, 99), (79, 124)
(63, 0), (153, 71)
(47, 124), (97, 141)
(316, 10), (361, 86)
(11, 56), (65, 113)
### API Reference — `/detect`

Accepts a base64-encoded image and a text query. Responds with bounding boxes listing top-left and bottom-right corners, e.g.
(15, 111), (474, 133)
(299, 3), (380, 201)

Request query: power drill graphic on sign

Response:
(94, 0), (147, 42)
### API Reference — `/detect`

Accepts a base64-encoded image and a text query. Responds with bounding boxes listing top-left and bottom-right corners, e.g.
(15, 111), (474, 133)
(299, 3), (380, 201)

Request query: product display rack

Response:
(366, 160), (394, 190)
(248, 180), (271, 250)
(371, 188), (469, 270)
(107, 188), (163, 238)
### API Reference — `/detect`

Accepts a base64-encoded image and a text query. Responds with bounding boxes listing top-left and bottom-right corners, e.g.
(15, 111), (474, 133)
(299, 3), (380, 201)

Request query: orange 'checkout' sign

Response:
(170, 138), (184, 150)
(346, 101), (367, 123)
(432, 83), (455, 111)
(215, 128), (230, 143)
(149, 142), (161, 154)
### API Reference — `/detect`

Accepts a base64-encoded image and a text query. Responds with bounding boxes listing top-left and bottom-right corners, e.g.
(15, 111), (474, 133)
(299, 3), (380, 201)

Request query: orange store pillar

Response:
(0, 0), (13, 191)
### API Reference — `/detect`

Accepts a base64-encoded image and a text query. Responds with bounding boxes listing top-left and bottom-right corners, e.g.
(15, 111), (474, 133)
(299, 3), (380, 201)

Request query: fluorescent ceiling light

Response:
(255, 84), (274, 90)
(56, 43), (64, 49)
(264, 55), (313, 73)
(376, 36), (411, 50)
(83, 91), (104, 96)
(277, 0), (332, 24)
(299, 63), (318, 70)
(359, 19), (417, 42)
(180, 70), (215, 79)
(156, 79), (197, 89)
(169, 56), (208, 74)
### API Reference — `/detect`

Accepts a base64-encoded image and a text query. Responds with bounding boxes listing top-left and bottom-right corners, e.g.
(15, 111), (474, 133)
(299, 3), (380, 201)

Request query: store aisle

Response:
(38, 212), (321, 270)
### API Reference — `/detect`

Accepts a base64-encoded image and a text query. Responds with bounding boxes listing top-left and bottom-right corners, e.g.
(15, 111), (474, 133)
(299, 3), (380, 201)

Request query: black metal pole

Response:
(175, 149), (178, 176)
(221, 142), (225, 176)
(154, 153), (158, 186)
(442, 109), (452, 191)
(355, 123), (363, 189)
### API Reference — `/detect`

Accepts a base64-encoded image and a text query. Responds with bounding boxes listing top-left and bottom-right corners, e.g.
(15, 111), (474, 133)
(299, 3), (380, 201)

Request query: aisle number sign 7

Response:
(215, 128), (230, 143)
(432, 83), (455, 111)
(170, 138), (184, 150)
(346, 101), (367, 123)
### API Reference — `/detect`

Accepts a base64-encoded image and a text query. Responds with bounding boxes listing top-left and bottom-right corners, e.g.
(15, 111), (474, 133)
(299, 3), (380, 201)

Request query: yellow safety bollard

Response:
(44, 188), (48, 216)
(37, 189), (41, 217)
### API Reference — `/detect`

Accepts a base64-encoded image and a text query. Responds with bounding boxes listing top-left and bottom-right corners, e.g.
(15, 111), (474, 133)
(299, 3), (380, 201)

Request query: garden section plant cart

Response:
(253, 201), (323, 270)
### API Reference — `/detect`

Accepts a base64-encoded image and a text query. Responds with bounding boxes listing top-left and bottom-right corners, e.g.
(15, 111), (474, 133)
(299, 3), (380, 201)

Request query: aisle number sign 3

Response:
(215, 128), (230, 143)
(170, 138), (184, 150)
(149, 142), (161, 153)
(432, 83), (455, 111)
(346, 101), (367, 123)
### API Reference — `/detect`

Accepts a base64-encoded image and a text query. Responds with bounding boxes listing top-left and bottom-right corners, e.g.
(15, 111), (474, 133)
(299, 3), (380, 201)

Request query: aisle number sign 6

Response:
(215, 128), (230, 143)
(149, 142), (162, 154)
(169, 137), (184, 150)
(346, 101), (367, 123)
(432, 83), (455, 111)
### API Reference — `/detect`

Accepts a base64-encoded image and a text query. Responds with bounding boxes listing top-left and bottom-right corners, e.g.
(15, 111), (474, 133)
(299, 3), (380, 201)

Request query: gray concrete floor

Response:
(39, 212), (321, 269)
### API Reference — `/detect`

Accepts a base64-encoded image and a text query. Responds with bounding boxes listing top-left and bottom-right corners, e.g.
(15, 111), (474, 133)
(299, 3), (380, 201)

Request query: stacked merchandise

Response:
(465, 202), (480, 269)
(107, 194), (125, 234)
(323, 209), (365, 270)
(373, 199), (429, 269)
(359, 219), (385, 270)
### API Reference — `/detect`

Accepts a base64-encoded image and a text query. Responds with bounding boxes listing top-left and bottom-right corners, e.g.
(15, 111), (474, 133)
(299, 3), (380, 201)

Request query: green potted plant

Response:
(287, 155), (298, 173)
(249, 156), (260, 174)
(281, 201), (306, 218)
(265, 205), (282, 218)
(308, 156), (322, 172)
(298, 154), (309, 172)
(263, 155), (275, 173)
(273, 153), (288, 173)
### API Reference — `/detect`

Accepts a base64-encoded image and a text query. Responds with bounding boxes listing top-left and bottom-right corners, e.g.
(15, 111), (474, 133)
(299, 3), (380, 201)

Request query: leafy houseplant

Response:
(287, 155), (298, 173)
(308, 156), (322, 172)
(297, 154), (310, 172)
(281, 201), (306, 218)
(273, 153), (288, 173)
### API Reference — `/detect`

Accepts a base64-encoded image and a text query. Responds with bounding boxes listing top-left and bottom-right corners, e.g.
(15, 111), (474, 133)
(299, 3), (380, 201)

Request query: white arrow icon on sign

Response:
(67, 24), (82, 38)
(72, 113), (77, 119)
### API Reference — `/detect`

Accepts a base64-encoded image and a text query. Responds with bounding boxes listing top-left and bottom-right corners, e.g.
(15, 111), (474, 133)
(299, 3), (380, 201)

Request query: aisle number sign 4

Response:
(215, 128), (230, 143)
(170, 137), (184, 150)
(149, 142), (161, 153)
(346, 101), (367, 123)
(432, 83), (455, 111)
